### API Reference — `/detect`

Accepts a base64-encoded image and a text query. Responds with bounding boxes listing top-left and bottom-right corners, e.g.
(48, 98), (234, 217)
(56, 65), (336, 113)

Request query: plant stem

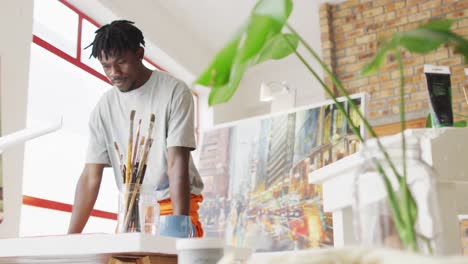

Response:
(286, 24), (403, 182)
(396, 51), (407, 182)
(397, 51), (417, 250)
(284, 34), (405, 231)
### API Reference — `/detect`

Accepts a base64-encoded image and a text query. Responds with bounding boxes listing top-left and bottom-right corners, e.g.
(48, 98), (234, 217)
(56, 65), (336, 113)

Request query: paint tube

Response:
(424, 64), (453, 127)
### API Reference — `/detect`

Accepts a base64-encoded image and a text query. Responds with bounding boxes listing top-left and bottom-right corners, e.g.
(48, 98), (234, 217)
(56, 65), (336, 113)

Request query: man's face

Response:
(99, 49), (143, 92)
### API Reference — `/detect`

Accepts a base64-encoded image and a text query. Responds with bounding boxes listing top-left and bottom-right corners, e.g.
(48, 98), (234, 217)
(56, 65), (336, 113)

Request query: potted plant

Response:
(194, 0), (468, 253)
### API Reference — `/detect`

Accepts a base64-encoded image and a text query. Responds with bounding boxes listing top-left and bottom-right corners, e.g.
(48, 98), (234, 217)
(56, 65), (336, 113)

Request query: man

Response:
(67, 20), (204, 237)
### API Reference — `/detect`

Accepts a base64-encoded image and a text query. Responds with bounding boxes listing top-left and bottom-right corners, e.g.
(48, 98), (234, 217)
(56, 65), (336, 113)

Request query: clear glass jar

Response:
(116, 184), (159, 235)
(352, 135), (443, 254)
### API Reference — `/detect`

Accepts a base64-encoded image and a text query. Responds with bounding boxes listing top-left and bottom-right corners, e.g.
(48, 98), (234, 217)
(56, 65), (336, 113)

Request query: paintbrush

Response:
(125, 110), (136, 184)
(132, 119), (142, 167)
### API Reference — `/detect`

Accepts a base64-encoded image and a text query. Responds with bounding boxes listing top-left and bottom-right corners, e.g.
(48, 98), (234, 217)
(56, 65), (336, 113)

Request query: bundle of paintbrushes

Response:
(114, 110), (155, 232)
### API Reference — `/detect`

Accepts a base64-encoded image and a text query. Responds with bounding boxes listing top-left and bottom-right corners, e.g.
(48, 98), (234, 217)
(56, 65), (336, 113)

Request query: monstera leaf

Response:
(194, 0), (296, 106)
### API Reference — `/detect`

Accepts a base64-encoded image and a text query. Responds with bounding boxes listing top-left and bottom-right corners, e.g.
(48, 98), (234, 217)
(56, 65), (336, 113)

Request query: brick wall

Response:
(319, 0), (468, 126)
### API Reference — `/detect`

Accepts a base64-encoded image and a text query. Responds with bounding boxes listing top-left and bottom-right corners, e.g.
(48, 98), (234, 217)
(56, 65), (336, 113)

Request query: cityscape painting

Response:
(197, 94), (366, 252)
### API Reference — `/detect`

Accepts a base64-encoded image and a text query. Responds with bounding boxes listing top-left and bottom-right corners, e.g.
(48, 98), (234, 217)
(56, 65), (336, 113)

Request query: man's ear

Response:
(136, 47), (144, 61)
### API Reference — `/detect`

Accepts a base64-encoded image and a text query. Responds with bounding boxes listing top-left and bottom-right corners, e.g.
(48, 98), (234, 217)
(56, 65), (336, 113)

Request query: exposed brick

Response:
(368, 109), (391, 119)
(446, 10), (466, 19)
(454, 0), (468, 9)
(390, 67), (414, 79)
(406, 75), (424, 84)
(432, 4), (456, 17)
(384, 1), (406, 12)
(340, 73), (356, 80)
(458, 18), (468, 28)
(374, 12), (396, 23)
(321, 0), (468, 125)
(386, 16), (408, 27)
(356, 34), (376, 44)
(418, 0), (441, 11)
(358, 52), (375, 61)
(407, 0), (426, 6)
(345, 61), (368, 72)
(345, 29), (364, 39)
(378, 28), (398, 39)
(345, 45), (367, 56)
(341, 23), (354, 33)
(348, 77), (369, 89)
(400, 5), (419, 16)
(354, 2), (373, 12)
(408, 11), (431, 23)
(335, 8), (352, 18)
(372, 0), (396, 7)
(411, 92), (429, 101)
(341, 0), (359, 8)
(425, 49), (449, 62)
(369, 99), (387, 109)
(373, 89), (394, 99)
(364, 23), (385, 33)
(338, 55), (357, 65)
(439, 57), (463, 66)
(363, 7), (384, 18)
(454, 26), (468, 36)
(345, 15), (359, 23)
(380, 79), (401, 90)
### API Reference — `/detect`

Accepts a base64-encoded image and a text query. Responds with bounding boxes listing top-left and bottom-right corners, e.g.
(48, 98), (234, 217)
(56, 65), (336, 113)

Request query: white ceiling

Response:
(155, 0), (256, 53)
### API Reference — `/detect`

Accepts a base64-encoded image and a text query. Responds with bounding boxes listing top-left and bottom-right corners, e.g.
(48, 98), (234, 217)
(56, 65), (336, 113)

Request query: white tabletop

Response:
(0, 233), (177, 263)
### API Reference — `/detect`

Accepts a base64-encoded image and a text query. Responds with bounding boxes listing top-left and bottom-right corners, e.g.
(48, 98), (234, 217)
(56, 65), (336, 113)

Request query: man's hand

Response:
(167, 147), (191, 216)
(67, 164), (105, 234)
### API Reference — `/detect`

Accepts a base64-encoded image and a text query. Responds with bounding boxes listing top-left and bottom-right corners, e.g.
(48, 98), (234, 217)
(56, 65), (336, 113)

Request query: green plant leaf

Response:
(454, 120), (468, 127)
(361, 42), (395, 76)
(419, 19), (454, 31)
(208, 62), (248, 106)
(254, 33), (298, 65)
(194, 32), (243, 87)
(425, 114), (432, 128)
(397, 29), (447, 53)
(238, 0), (293, 63)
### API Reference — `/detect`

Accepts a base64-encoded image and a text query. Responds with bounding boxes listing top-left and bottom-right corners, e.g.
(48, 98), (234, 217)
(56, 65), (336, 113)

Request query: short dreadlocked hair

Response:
(85, 20), (145, 59)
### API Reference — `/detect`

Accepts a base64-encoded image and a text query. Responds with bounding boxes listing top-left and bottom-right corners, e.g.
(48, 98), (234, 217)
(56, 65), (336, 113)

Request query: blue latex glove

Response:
(159, 215), (194, 238)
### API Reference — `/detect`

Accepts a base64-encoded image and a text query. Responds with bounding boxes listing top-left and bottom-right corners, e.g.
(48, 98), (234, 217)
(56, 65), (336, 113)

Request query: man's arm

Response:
(167, 147), (191, 215)
(67, 164), (105, 234)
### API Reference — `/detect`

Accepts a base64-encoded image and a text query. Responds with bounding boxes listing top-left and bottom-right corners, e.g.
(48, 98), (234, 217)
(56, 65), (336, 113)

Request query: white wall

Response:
(0, 0), (34, 238)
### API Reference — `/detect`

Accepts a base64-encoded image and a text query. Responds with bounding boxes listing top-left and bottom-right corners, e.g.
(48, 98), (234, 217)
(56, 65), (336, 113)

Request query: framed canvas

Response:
(197, 93), (367, 251)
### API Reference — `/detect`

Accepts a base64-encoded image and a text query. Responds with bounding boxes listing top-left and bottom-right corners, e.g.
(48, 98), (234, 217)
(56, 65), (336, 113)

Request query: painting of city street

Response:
(197, 94), (365, 251)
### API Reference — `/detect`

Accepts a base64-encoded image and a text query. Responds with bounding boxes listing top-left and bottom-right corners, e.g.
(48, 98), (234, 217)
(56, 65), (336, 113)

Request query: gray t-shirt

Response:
(85, 71), (203, 200)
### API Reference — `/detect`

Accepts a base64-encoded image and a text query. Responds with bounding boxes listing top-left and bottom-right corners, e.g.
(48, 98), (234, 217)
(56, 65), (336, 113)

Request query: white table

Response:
(0, 233), (177, 263)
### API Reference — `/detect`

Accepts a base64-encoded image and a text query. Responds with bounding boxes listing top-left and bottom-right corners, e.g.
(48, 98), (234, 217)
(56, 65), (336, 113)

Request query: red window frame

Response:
(26, 0), (200, 219)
